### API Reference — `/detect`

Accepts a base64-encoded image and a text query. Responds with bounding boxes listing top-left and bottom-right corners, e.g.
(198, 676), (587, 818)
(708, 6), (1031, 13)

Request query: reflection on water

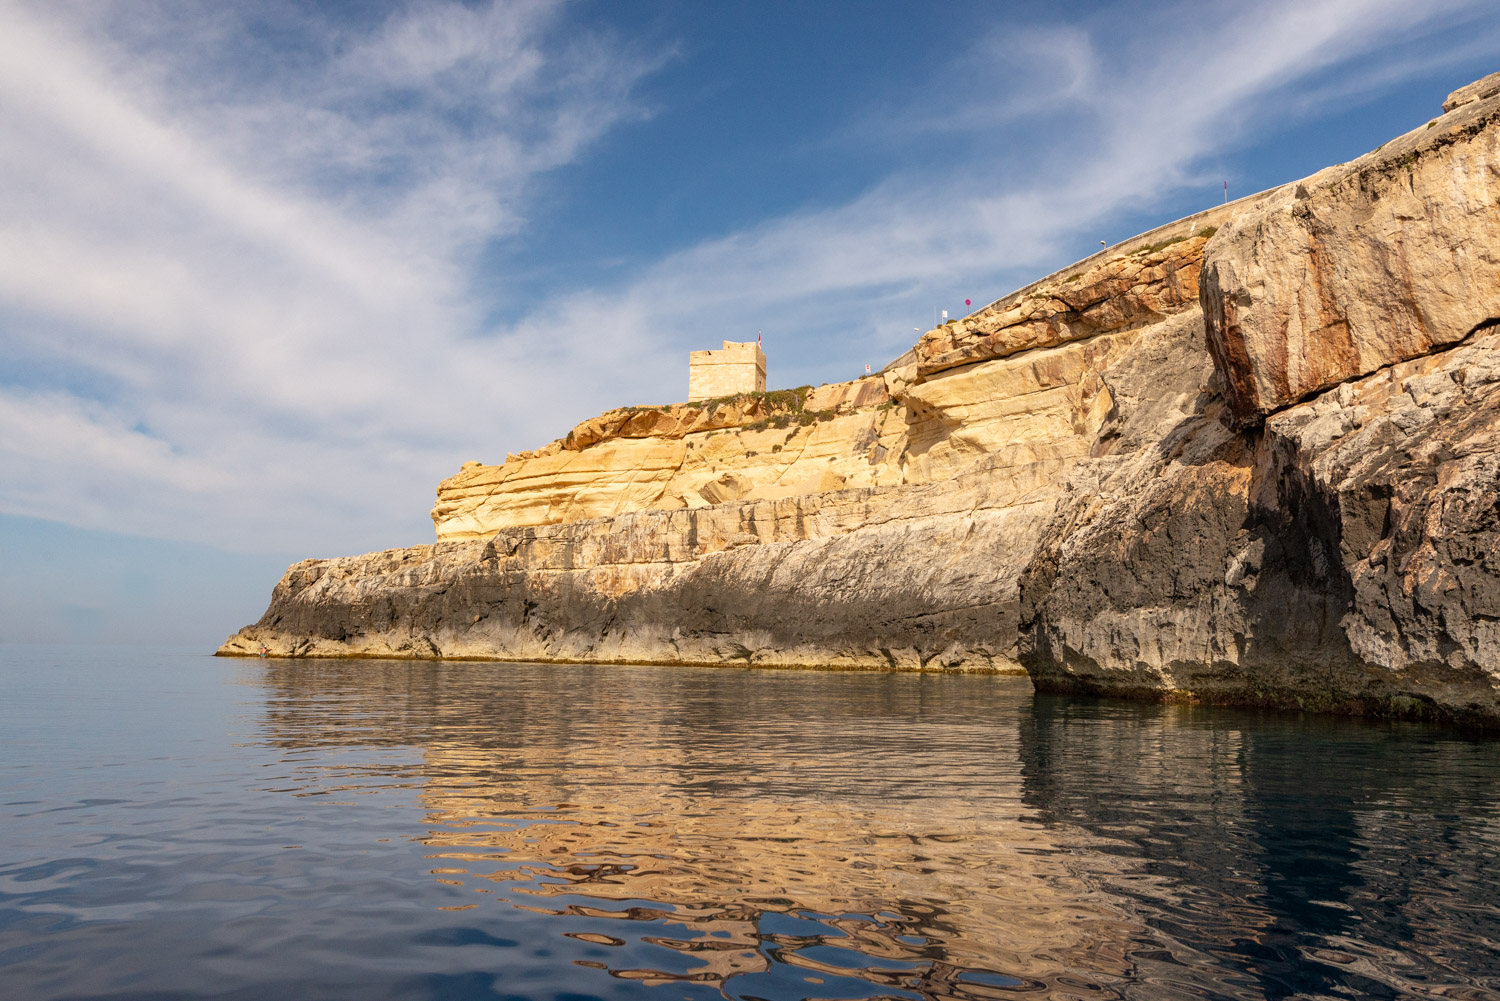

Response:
(261, 660), (1142, 998)
(2, 651), (1499, 1000)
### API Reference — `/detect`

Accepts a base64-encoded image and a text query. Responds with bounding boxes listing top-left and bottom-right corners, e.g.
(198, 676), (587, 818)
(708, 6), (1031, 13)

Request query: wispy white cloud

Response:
(0, 0), (664, 552)
(581, 0), (1500, 377)
(0, 0), (1493, 559)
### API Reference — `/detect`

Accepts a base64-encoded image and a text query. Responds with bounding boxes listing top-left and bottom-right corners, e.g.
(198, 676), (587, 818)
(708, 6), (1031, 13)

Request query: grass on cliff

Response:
(747, 408), (836, 432)
(696, 386), (842, 432)
(557, 383), (862, 451)
(1128, 226), (1217, 257)
(1131, 234), (1190, 256)
(698, 385), (814, 413)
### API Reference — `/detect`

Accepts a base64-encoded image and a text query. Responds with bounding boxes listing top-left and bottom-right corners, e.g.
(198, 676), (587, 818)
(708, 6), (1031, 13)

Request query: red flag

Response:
(757, 330), (761, 344)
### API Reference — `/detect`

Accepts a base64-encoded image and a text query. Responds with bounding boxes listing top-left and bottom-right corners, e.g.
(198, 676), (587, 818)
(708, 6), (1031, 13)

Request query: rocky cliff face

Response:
(222, 75), (1500, 727)
(1019, 82), (1500, 725)
(1018, 326), (1500, 724)
(430, 379), (906, 541)
(1202, 90), (1500, 424)
(225, 242), (1219, 673)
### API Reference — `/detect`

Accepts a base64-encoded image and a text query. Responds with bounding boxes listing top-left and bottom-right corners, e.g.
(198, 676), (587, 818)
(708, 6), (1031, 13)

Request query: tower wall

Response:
(688, 341), (766, 401)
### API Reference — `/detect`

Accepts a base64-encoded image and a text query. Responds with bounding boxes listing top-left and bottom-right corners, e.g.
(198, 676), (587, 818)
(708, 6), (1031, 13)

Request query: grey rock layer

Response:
(1018, 328), (1500, 727)
(220, 456), (1053, 673)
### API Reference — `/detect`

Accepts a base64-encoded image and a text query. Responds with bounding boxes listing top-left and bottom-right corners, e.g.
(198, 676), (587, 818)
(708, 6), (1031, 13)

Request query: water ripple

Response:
(1, 652), (1498, 1000)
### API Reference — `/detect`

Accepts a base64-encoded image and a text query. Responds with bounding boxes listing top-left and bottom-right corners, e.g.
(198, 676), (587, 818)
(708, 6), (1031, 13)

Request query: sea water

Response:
(2, 645), (1498, 1000)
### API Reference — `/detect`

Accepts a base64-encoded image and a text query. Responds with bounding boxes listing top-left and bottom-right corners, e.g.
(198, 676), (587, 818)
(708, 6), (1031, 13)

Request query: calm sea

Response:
(2, 645), (1498, 1000)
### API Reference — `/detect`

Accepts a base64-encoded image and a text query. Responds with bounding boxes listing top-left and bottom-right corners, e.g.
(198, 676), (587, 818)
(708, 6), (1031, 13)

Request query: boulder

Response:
(1443, 70), (1500, 113)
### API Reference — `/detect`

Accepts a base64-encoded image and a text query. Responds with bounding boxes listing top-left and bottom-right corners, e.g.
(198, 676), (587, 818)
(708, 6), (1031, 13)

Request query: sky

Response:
(1, 0), (1497, 647)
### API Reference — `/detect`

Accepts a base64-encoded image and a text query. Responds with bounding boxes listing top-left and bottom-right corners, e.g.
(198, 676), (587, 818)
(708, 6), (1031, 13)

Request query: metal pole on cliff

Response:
(1224, 180), (1228, 204)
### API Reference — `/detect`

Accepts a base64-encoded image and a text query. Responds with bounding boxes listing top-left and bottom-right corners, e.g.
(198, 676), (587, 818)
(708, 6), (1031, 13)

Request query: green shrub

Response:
(1133, 234), (1188, 256)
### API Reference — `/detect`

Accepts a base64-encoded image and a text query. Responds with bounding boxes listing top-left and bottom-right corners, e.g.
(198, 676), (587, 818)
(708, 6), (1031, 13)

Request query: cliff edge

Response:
(221, 74), (1500, 727)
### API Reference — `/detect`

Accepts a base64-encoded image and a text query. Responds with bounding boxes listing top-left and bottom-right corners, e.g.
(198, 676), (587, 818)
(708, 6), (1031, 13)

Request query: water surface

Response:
(2, 646), (1498, 1000)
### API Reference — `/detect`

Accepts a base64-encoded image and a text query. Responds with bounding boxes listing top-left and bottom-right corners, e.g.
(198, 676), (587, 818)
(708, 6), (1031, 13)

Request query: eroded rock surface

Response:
(430, 380), (907, 540)
(914, 230), (1208, 377)
(220, 453), (1062, 672)
(432, 329), (1147, 540)
(223, 73), (1500, 727)
(1202, 88), (1500, 425)
(1018, 330), (1500, 725)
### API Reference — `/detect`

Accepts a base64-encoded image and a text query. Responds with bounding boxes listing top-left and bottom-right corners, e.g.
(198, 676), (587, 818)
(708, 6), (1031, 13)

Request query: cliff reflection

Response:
(1018, 696), (1500, 999)
(252, 660), (1500, 1001)
(255, 660), (1149, 998)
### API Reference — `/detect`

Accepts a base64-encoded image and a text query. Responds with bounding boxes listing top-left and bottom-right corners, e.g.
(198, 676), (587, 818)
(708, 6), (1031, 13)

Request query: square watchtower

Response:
(688, 341), (766, 401)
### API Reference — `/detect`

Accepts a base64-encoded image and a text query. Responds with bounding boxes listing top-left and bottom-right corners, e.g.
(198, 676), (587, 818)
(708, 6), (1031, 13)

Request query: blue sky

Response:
(1, 0), (1497, 645)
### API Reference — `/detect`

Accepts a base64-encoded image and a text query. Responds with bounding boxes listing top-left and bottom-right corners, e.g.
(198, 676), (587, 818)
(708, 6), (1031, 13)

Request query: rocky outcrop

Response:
(1202, 90), (1500, 425)
(1018, 329), (1500, 725)
(1016, 78), (1500, 726)
(912, 229), (1209, 377)
(219, 450), (1058, 671)
(433, 325), (1150, 540)
(1444, 70), (1500, 113)
(905, 194), (1287, 382)
(223, 73), (1500, 727)
(430, 380), (907, 540)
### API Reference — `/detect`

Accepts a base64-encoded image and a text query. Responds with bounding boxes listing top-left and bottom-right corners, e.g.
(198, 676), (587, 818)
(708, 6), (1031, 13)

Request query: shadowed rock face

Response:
(1014, 78), (1500, 725)
(1018, 329), (1500, 726)
(223, 73), (1500, 728)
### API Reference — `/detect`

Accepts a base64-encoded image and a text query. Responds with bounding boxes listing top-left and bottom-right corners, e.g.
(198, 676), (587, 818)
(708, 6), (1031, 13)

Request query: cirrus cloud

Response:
(0, 0), (1495, 559)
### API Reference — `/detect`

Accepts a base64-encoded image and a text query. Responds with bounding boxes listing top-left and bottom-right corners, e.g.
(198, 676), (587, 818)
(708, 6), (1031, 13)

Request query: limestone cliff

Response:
(222, 74), (1500, 727)
(430, 205), (1250, 544)
(1019, 81), (1500, 724)
(1202, 90), (1500, 424)
(429, 380), (906, 540)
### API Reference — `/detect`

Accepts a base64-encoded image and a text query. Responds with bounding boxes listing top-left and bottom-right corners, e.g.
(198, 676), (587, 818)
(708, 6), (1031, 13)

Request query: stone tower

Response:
(688, 340), (766, 401)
